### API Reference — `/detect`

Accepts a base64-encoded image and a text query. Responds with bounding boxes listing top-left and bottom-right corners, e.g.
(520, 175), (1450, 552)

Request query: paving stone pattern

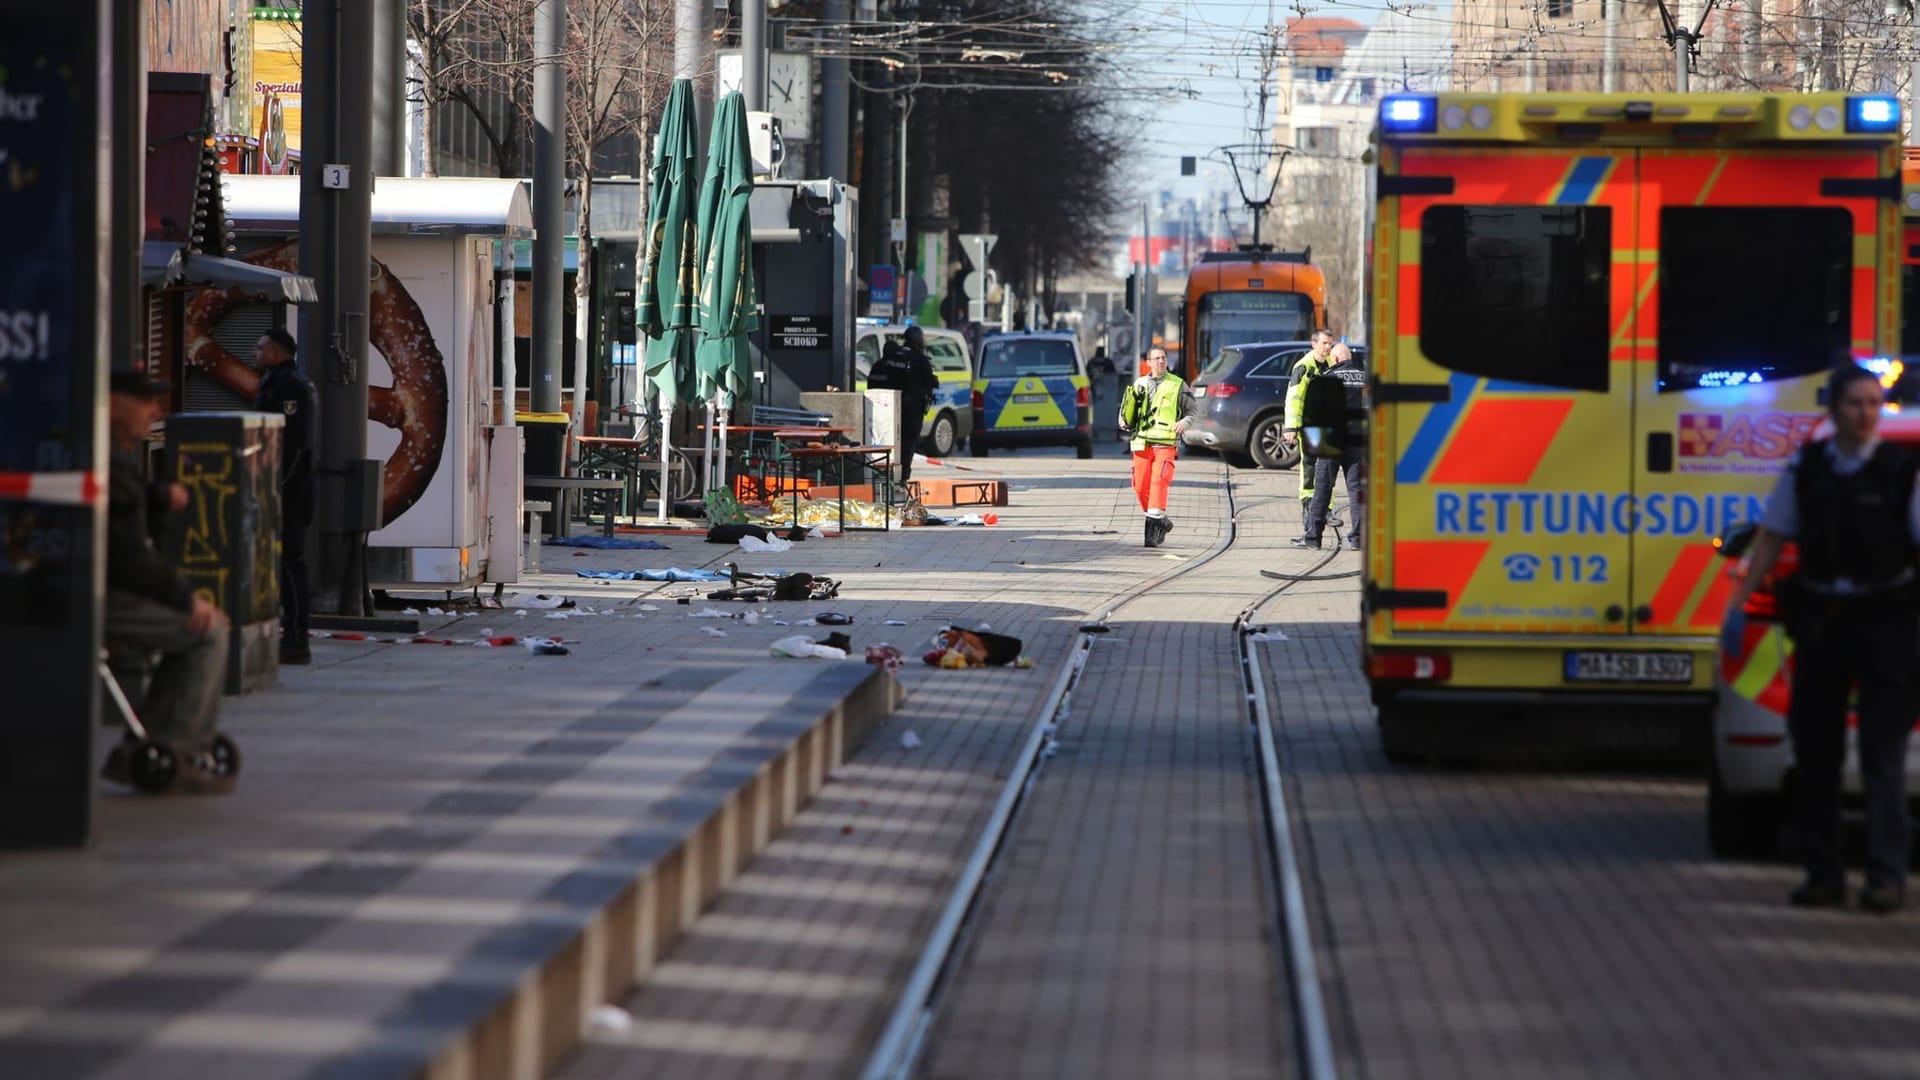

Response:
(1253, 494), (1920, 1080)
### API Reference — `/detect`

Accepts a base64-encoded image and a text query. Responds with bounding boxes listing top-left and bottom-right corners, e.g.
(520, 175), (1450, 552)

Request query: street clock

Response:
(716, 51), (813, 141)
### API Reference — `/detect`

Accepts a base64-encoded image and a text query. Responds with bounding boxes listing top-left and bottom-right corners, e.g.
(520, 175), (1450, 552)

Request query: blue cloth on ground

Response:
(575, 567), (727, 582)
(543, 536), (669, 550)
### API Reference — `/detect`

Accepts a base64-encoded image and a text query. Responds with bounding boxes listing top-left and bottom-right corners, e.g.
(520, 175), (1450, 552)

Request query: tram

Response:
(1179, 249), (1327, 382)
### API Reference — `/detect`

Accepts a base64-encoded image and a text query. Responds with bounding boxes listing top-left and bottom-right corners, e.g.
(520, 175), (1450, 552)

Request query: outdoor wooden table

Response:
(781, 445), (896, 533)
(524, 475), (626, 538)
(696, 425), (853, 500)
(575, 436), (649, 512)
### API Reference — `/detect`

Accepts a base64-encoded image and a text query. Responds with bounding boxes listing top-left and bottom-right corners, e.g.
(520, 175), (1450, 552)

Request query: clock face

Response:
(718, 51), (812, 141)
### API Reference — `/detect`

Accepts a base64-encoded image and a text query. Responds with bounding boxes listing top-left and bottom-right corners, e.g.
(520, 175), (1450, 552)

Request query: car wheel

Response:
(1707, 758), (1786, 859)
(1075, 437), (1094, 460)
(925, 412), (957, 457)
(1249, 415), (1299, 470)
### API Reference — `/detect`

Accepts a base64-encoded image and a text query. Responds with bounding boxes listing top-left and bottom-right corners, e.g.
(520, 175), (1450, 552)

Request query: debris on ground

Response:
(922, 626), (1026, 668)
(770, 635), (847, 660)
(899, 730), (924, 750)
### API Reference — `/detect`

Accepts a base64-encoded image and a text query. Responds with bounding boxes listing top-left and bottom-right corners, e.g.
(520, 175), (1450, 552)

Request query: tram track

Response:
(860, 461), (1343, 1080)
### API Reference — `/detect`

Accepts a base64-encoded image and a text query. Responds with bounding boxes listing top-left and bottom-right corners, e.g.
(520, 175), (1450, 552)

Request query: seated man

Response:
(102, 371), (233, 793)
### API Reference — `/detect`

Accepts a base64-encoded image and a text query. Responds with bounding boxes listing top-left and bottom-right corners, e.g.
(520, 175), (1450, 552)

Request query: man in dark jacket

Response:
(103, 372), (232, 792)
(869, 325), (939, 487)
(254, 329), (317, 664)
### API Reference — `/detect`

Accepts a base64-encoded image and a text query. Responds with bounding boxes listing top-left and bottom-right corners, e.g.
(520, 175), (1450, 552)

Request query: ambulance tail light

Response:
(1210, 383), (1242, 398)
(1381, 95), (1438, 134)
(1075, 384), (1091, 408)
(1847, 95), (1901, 133)
(1368, 651), (1452, 682)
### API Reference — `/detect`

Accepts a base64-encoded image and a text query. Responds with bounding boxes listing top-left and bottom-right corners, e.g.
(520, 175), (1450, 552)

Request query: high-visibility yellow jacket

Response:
(1121, 373), (1192, 450)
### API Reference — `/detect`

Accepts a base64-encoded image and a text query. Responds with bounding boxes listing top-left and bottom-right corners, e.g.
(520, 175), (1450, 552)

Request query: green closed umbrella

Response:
(637, 79), (700, 518)
(638, 78), (700, 409)
(694, 91), (759, 404)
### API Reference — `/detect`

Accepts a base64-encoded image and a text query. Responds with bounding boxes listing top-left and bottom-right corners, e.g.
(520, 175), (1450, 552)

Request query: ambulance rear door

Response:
(1381, 145), (1637, 637)
(1628, 146), (1889, 645)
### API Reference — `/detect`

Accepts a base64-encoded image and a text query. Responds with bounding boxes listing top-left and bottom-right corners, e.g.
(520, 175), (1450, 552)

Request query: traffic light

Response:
(1124, 272), (1137, 314)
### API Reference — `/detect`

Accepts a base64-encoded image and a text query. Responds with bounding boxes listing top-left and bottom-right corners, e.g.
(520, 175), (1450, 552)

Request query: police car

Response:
(853, 324), (975, 456)
(1708, 412), (1920, 858)
(969, 331), (1093, 459)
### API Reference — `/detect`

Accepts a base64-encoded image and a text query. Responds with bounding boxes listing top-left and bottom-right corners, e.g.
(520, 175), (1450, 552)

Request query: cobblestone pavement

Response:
(915, 458), (1299, 1080)
(1257, 510), (1920, 1079)
(556, 445), (1298, 1080)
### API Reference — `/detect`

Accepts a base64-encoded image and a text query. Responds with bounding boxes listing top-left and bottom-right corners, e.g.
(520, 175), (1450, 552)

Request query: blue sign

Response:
(869, 265), (897, 305)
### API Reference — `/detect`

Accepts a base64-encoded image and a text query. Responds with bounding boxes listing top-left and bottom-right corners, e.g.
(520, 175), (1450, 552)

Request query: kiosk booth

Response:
(206, 176), (533, 589)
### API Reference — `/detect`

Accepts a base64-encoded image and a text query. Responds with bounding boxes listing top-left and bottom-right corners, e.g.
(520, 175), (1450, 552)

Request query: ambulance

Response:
(1360, 92), (1906, 762)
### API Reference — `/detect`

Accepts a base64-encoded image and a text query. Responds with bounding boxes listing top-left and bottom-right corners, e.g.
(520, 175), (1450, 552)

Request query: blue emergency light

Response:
(1380, 95), (1438, 134)
(1846, 95), (1901, 133)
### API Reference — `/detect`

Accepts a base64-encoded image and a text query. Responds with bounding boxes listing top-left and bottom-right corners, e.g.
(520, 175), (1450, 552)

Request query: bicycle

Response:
(587, 405), (698, 510)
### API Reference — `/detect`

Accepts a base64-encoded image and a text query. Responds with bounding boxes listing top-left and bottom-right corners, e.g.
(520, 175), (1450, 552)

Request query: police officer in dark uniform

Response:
(1725, 363), (1920, 913)
(1292, 342), (1367, 550)
(254, 328), (318, 665)
(868, 325), (938, 489)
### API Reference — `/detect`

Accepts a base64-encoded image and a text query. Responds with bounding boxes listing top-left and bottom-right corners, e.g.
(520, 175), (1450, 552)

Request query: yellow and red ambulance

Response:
(1363, 92), (1906, 761)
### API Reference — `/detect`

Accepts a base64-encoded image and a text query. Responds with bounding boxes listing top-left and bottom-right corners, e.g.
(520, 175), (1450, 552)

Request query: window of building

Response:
(1546, 0), (1572, 16)
(1658, 207), (1852, 392)
(1295, 126), (1337, 155)
(1419, 205), (1613, 391)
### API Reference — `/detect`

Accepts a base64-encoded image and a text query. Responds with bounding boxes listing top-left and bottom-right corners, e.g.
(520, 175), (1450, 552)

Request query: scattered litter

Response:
(815, 612), (853, 625)
(819, 631), (853, 654)
(865, 644), (904, 669)
(587, 1005), (633, 1033)
(739, 533), (794, 553)
(507, 593), (571, 609)
(795, 618), (817, 627)
(923, 627), (1025, 668)
(688, 608), (735, 619)
(543, 612), (572, 620)
(523, 637), (571, 656)
(742, 611), (762, 625)
(427, 607), (446, 616)
(899, 730), (923, 750)
(544, 536), (669, 550)
(639, 603), (662, 612)
(770, 634), (847, 659)
(1248, 630), (1289, 643)
(700, 627), (729, 638)
(513, 610), (528, 617)
(808, 527), (826, 539)
(882, 619), (907, 626)
(575, 567), (727, 582)
(772, 619), (790, 626)
(402, 607), (420, 615)
(477, 628), (494, 636)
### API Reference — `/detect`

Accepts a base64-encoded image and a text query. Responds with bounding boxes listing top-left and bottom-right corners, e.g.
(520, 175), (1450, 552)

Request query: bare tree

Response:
(408, 0), (540, 176)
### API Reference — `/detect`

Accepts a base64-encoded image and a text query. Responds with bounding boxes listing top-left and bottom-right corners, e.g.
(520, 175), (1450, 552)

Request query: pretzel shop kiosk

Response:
(217, 176), (534, 589)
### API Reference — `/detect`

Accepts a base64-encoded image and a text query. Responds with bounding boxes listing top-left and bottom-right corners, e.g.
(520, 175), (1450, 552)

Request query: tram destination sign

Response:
(772, 314), (830, 350)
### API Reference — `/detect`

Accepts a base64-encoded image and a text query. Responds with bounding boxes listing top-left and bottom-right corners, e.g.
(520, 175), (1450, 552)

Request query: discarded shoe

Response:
(818, 631), (853, 653)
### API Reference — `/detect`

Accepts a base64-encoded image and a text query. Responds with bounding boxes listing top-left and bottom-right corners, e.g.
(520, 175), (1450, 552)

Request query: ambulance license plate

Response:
(1013, 393), (1049, 404)
(1563, 651), (1693, 684)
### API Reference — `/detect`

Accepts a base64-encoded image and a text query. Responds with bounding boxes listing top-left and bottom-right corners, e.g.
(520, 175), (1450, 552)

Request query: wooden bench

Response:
(524, 476), (626, 538)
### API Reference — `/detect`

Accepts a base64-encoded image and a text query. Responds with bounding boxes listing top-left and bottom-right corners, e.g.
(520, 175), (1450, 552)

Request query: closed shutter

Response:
(183, 301), (274, 411)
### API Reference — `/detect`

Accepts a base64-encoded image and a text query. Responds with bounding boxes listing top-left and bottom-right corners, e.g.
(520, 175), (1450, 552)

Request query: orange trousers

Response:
(1131, 444), (1178, 513)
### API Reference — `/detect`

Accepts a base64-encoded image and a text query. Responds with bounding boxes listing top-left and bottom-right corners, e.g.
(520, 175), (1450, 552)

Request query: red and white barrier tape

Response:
(310, 631), (556, 648)
(0, 470), (100, 506)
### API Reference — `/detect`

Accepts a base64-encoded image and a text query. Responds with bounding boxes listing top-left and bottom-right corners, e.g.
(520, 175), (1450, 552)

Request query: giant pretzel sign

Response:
(183, 241), (451, 527)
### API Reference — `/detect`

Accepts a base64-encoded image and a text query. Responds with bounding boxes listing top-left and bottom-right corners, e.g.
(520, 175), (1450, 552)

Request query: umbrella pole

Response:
(656, 388), (672, 524)
(717, 391), (731, 500)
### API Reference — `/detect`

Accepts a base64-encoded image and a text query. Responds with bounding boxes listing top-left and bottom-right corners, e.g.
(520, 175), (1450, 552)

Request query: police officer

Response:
(1119, 346), (1193, 547)
(1292, 342), (1366, 550)
(868, 325), (939, 490)
(254, 328), (318, 665)
(1283, 330), (1337, 522)
(1724, 363), (1920, 913)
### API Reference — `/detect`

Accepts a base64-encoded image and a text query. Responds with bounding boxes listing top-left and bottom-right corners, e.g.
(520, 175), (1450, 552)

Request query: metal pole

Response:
(329, 0), (377, 616)
(1672, 0), (1691, 93)
(532, 0), (565, 421)
(1604, 0), (1619, 91)
(1142, 202), (1154, 351)
(371, 0), (407, 174)
(822, 0), (850, 179)
(743, 0), (767, 112)
(109, 0), (144, 374)
(897, 94), (910, 322)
